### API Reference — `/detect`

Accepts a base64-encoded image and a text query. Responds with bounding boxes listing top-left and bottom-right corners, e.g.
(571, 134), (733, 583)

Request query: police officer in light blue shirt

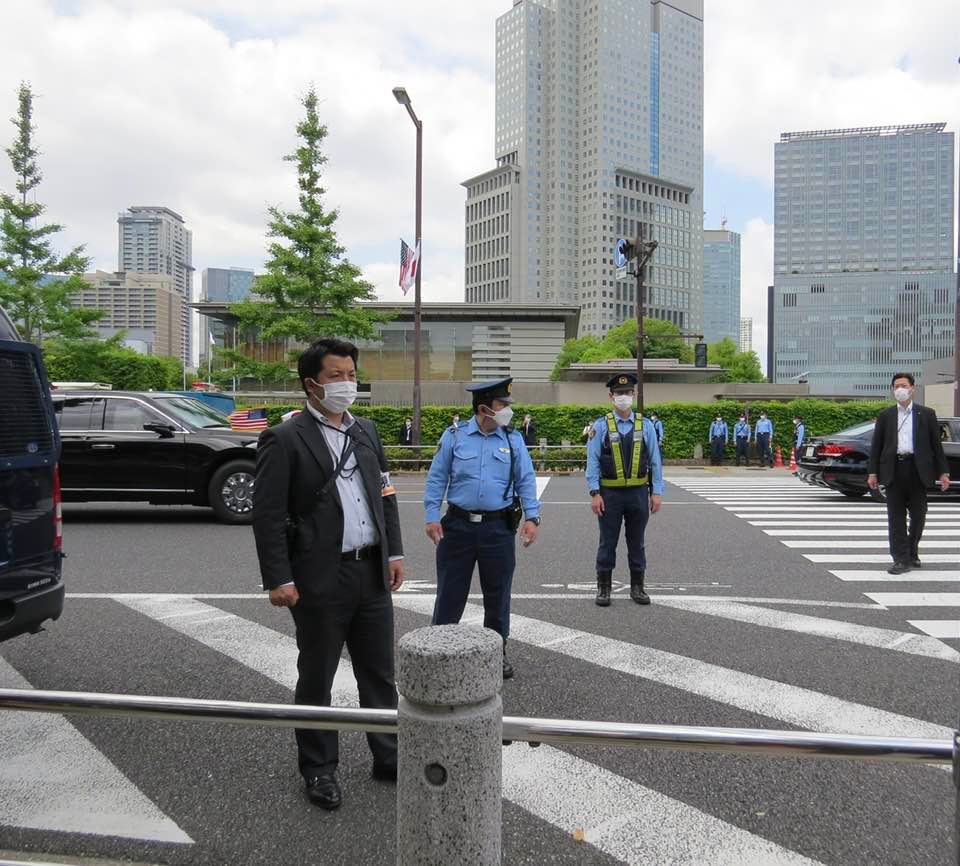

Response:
(424, 377), (540, 679)
(755, 411), (774, 468)
(709, 414), (729, 465)
(793, 415), (805, 451)
(734, 413), (751, 466)
(587, 373), (663, 607)
(650, 412), (664, 450)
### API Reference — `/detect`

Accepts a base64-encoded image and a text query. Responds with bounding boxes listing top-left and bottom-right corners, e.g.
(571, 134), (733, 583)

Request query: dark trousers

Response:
(756, 433), (772, 467)
(885, 457), (928, 564)
(289, 557), (397, 778)
(710, 437), (726, 464)
(433, 514), (516, 639)
(596, 486), (649, 575)
(735, 437), (750, 466)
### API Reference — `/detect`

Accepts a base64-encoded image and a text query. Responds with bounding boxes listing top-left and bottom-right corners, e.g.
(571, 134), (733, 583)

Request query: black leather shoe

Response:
(630, 574), (651, 605)
(305, 774), (342, 810)
(372, 762), (397, 782)
(910, 557), (922, 568)
(502, 655), (515, 680)
(595, 572), (612, 607)
(887, 562), (912, 575)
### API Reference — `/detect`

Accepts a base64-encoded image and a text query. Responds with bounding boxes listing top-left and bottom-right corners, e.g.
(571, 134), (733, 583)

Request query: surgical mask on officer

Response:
(739, 416), (745, 422)
(492, 405), (514, 427)
(613, 394), (633, 411)
(894, 386), (912, 403)
(309, 379), (357, 413)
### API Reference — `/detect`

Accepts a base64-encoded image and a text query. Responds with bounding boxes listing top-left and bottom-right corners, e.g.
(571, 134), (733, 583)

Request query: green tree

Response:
(550, 334), (601, 380)
(224, 87), (388, 374)
(707, 336), (765, 383)
(43, 333), (182, 390)
(0, 83), (102, 343)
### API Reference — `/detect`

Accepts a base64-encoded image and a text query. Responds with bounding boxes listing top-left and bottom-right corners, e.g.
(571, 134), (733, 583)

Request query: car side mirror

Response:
(143, 422), (176, 438)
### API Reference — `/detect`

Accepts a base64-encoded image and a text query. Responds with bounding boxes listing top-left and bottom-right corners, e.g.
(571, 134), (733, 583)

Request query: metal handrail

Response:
(0, 688), (953, 766)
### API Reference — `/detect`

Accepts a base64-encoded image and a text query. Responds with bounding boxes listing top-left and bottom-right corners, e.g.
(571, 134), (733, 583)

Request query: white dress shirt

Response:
(897, 401), (914, 456)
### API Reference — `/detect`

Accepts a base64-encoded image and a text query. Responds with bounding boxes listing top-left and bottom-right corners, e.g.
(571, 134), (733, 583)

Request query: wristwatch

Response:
(526, 516), (541, 526)
(589, 489), (600, 497)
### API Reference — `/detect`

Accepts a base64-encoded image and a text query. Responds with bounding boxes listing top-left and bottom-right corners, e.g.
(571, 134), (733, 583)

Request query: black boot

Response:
(502, 640), (514, 680)
(595, 571), (612, 607)
(630, 572), (651, 605)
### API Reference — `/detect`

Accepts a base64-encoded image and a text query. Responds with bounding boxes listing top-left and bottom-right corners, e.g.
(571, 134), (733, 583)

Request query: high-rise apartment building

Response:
(771, 124), (955, 396)
(703, 228), (741, 344)
(200, 267), (255, 363)
(464, 0), (704, 337)
(739, 317), (752, 353)
(118, 207), (193, 364)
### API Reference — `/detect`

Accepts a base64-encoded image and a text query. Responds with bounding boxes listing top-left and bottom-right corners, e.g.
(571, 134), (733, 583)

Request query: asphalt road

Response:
(1, 469), (957, 865)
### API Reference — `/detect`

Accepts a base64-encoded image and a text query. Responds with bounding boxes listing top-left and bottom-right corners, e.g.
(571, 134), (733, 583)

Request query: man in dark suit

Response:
(867, 372), (950, 575)
(253, 338), (404, 810)
(399, 417), (413, 445)
(521, 413), (537, 447)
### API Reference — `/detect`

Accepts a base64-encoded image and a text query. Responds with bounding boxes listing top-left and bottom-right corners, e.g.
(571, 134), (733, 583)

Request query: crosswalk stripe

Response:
(654, 599), (957, 662)
(806, 554), (960, 564)
(782, 540), (960, 548)
(390, 596), (953, 740)
(751, 521), (960, 528)
(830, 570), (960, 583)
(501, 744), (822, 866)
(0, 657), (193, 844)
(535, 477), (551, 498)
(866, 593), (960, 607)
(906, 621), (960, 639)
(766, 528), (960, 537)
(115, 597), (819, 864)
(726, 506), (960, 512)
(742, 514), (960, 522)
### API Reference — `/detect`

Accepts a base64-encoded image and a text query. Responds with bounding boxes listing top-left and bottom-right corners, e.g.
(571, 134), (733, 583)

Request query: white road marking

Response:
(783, 540), (960, 549)
(805, 554), (960, 564)
(654, 599), (957, 662)
(905, 621), (960, 639)
(751, 521), (960, 528)
(727, 506), (960, 513)
(737, 513), (960, 520)
(0, 657), (193, 844)
(865, 593), (960, 607)
(501, 745), (822, 866)
(766, 529), (960, 537)
(535, 476), (551, 498)
(830, 570), (960, 583)
(391, 596), (953, 741)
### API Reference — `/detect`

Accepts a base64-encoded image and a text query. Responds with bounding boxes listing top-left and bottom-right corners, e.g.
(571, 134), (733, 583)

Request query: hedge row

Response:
(263, 399), (891, 461)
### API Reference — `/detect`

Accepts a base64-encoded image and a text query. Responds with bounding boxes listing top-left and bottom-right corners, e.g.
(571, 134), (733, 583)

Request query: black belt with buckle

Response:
(896, 453), (914, 461)
(341, 545), (381, 561)
(447, 504), (509, 523)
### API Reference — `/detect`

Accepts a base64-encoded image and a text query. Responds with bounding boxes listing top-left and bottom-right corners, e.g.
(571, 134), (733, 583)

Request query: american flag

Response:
(227, 408), (269, 431)
(399, 239), (420, 295)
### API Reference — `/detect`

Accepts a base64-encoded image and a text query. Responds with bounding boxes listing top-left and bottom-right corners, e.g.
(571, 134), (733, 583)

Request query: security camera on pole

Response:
(614, 232), (658, 413)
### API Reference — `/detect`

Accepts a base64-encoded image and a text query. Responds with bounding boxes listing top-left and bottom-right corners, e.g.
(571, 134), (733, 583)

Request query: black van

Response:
(0, 305), (64, 642)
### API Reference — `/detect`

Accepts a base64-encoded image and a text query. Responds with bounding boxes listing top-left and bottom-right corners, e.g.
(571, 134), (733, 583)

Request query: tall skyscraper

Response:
(703, 227), (741, 344)
(771, 124), (955, 396)
(739, 316), (752, 353)
(464, 0), (704, 338)
(118, 207), (194, 365)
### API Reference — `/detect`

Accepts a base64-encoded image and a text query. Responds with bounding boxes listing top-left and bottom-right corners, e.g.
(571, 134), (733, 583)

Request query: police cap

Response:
(605, 372), (638, 392)
(465, 376), (514, 404)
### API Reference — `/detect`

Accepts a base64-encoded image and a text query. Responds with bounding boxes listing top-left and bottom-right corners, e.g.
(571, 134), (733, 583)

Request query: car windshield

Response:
(154, 395), (231, 429)
(832, 420), (875, 438)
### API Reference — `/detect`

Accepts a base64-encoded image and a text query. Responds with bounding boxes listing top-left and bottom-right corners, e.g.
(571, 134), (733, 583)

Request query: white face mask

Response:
(315, 380), (357, 413)
(492, 405), (514, 427)
(613, 395), (633, 411)
(894, 387), (912, 403)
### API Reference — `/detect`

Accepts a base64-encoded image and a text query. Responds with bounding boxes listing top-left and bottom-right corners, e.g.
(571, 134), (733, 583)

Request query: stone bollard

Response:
(396, 625), (503, 866)
(693, 442), (703, 460)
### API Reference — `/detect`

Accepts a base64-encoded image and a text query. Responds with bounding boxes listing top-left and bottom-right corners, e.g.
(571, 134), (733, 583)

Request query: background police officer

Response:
(423, 377), (540, 679)
(755, 411), (774, 468)
(650, 411), (664, 450)
(587, 373), (663, 607)
(793, 415), (805, 453)
(734, 413), (751, 466)
(709, 413), (729, 465)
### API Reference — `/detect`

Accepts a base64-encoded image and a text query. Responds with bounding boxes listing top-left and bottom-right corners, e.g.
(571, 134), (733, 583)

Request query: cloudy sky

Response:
(1, 0), (958, 369)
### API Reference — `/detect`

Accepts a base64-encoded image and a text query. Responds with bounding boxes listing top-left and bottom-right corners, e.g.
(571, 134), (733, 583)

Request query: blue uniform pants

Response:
(756, 432), (772, 467)
(735, 437), (750, 465)
(433, 514), (516, 639)
(595, 486), (649, 575)
(710, 437), (726, 464)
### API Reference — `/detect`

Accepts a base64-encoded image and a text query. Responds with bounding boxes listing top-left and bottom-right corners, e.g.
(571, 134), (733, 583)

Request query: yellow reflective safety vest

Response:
(599, 413), (648, 488)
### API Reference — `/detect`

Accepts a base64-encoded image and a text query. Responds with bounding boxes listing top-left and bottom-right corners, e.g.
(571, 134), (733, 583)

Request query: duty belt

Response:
(447, 504), (510, 523)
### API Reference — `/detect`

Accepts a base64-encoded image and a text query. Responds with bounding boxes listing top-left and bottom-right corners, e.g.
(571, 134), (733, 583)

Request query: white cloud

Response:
(739, 217), (774, 373)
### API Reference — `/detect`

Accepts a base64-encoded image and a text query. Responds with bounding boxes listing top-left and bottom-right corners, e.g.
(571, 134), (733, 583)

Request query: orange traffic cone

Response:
(774, 446), (784, 469)
(789, 448), (798, 472)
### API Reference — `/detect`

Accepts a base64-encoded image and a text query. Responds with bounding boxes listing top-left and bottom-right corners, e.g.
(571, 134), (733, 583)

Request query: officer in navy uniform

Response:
(424, 377), (541, 679)
(587, 373), (664, 607)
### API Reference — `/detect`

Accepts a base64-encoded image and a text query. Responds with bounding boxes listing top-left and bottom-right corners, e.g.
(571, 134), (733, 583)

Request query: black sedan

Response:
(52, 390), (261, 523)
(796, 417), (960, 500)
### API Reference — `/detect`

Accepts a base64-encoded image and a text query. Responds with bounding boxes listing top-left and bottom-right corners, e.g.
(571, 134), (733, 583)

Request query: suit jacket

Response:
(522, 421), (537, 446)
(252, 411), (403, 601)
(867, 403), (949, 488)
(399, 424), (413, 446)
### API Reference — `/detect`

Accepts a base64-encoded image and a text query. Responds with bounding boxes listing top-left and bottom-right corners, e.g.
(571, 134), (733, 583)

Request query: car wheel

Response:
(208, 460), (255, 524)
(841, 490), (868, 498)
(869, 486), (887, 503)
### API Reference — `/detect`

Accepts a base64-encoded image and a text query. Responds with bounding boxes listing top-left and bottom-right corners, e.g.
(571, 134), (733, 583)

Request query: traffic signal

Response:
(694, 342), (708, 368)
(615, 237), (635, 266)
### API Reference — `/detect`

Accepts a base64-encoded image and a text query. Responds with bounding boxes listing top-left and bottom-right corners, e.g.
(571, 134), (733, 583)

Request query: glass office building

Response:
(703, 228), (741, 344)
(771, 124), (955, 395)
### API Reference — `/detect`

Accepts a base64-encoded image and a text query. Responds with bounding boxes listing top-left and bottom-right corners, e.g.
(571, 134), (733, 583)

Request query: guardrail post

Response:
(396, 624), (503, 866)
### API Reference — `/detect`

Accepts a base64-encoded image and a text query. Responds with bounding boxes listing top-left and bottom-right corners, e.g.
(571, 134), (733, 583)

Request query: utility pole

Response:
(632, 234), (658, 415)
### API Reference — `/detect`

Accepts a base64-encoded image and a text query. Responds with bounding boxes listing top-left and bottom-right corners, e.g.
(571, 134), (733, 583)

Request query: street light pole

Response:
(633, 237), (658, 415)
(393, 87), (424, 446)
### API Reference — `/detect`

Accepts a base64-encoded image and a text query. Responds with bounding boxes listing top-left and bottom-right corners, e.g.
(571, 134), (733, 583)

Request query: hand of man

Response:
(425, 522), (444, 545)
(520, 520), (539, 547)
(650, 494), (662, 514)
(591, 493), (605, 516)
(940, 474), (951, 493)
(388, 559), (405, 591)
(867, 474), (879, 491)
(269, 584), (300, 608)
